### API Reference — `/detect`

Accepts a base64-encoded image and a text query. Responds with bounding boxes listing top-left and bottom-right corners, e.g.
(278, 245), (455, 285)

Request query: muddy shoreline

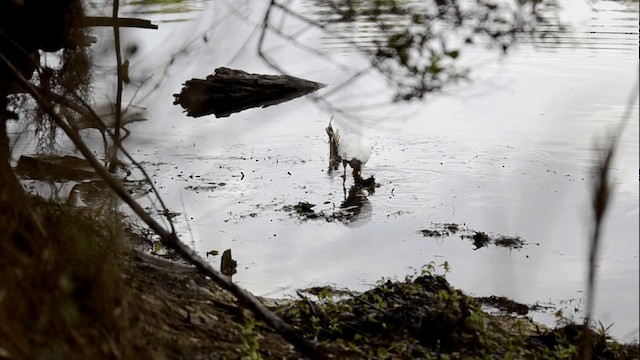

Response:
(124, 243), (639, 359)
(4, 154), (638, 359)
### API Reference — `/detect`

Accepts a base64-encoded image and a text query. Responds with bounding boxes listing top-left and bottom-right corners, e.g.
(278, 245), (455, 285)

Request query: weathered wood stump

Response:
(173, 67), (326, 118)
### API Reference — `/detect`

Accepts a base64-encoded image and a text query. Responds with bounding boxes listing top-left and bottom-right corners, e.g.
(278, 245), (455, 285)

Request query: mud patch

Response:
(419, 223), (534, 250)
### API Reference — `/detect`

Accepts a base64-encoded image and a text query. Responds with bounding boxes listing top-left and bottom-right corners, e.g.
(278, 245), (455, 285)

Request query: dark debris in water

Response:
(468, 231), (491, 249)
(419, 222), (460, 237)
(282, 201), (345, 222)
(282, 198), (368, 224)
(293, 201), (316, 214)
(185, 182), (226, 192)
(419, 223), (534, 250)
(156, 209), (181, 220)
(493, 235), (527, 249)
(282, 183), (375, 224)
(461, 232), (528, 250)
(420, 229), (442, 237)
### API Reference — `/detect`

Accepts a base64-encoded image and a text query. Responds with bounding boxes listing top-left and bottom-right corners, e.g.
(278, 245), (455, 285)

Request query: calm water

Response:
(12, 0), (639, 341)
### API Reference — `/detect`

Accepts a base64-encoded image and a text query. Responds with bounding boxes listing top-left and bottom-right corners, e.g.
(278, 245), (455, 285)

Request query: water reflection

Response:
(7, 0), (638, 341)
(304, 0), (562, 101)
(124, 0), (636, 340)
(119, 0), (208, 23)
(339, 183), (373, 227)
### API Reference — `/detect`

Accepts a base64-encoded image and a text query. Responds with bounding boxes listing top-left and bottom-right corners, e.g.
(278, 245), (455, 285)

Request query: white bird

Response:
(326, 117), (372, 185)
(67, 101), (148, 154)
(66, 187), (87, 208)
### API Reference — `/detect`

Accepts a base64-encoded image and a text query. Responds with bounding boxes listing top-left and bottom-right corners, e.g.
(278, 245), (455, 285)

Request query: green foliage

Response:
(241, 314), (262, 360)
(274, 263), (637, 359)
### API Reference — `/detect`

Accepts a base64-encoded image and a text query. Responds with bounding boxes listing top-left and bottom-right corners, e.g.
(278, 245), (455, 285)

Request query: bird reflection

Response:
(338, 183), (373, 226)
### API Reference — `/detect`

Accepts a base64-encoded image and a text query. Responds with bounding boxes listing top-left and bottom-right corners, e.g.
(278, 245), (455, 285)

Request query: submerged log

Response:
(80, 16), (158, 30)
(15, 154), (98, 181)
(173, 67), (326, 118)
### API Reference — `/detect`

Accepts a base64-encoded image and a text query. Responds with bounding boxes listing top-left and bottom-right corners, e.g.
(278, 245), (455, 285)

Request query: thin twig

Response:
(110, 0), (123, 172)
(581, 71), (638, 360)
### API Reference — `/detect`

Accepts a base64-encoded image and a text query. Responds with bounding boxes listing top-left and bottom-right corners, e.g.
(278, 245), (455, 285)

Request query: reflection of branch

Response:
(321, 66), (374, 99)
(258, 0), (279, 71)
(259, 1), (371, 73)
(261, 0), (553, 107)
(256, 1), (413, 121)
(262, 16), (347, 71)
(0, 54), (325, 360)
(258, 1), (380, 120)
(270, 1), (328, 31)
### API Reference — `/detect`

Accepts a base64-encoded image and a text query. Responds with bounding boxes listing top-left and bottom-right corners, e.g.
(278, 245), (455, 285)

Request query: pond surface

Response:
(12, 0), (639, 341)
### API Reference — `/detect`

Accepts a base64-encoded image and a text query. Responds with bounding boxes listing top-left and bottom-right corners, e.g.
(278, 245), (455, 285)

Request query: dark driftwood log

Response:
(80, 16), (158, 30)
(15, 154), (98, 181)
(173, 67), (326, 118)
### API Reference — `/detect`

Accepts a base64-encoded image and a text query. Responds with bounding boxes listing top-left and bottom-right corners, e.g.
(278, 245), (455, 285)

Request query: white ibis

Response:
(66, 187), (87, 208)
(67, 101), (148, 154)
(326, 117), (372, 184)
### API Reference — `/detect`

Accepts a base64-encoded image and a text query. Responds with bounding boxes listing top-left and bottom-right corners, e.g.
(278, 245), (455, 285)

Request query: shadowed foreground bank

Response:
(0, 199), (638, 359)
